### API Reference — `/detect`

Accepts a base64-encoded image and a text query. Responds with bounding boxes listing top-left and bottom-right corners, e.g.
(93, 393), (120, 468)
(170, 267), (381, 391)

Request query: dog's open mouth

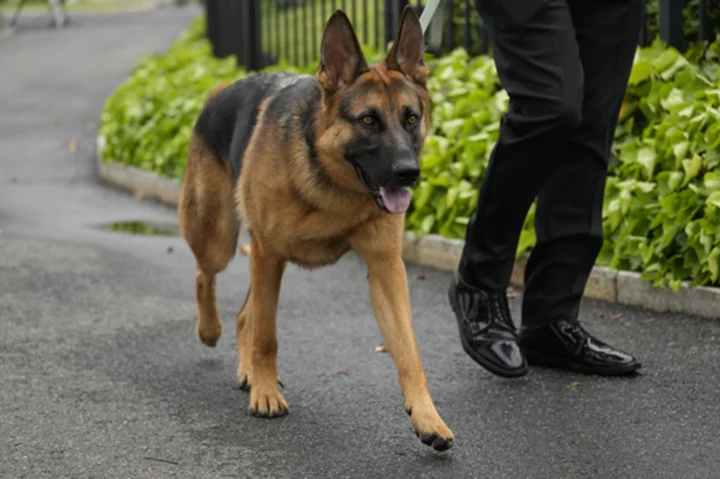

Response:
(354, 166), (412, 214)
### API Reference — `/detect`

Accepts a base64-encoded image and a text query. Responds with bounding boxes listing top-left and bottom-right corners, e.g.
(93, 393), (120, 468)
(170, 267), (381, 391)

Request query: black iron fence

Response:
(205, 0), (720, 71)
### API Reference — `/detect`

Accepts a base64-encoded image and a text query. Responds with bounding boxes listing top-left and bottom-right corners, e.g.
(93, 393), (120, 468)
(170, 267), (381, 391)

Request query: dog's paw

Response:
(196, 316), (222, 347)
(407, 404), (454, 451)
(249, 386), (288, 418)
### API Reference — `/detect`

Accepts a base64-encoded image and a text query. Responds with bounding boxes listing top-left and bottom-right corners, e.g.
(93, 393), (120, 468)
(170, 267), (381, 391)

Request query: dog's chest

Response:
(285, 235), (352, 269)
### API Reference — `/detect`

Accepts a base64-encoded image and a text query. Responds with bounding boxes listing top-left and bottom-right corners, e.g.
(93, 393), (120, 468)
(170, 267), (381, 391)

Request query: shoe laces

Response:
(463, 289), (515, 333)
(556, 320), (590, 343)
(487, 292), (515, 331)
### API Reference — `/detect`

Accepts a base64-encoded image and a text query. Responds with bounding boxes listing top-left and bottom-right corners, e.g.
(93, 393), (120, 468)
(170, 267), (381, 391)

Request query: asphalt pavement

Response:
(1, 6), (719, 479)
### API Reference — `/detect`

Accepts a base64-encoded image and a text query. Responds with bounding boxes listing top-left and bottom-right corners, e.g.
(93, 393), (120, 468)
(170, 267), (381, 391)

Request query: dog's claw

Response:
(410, 406), (455, 452)
(250, 406), (288, 419)
(416, 430), (454, 451)
(420, 432), (437, 446)
(238, 377), (251, 391)
(239, 377), (283, 392)
(432, 436), (454, 451)
(249, 388), (289, 418)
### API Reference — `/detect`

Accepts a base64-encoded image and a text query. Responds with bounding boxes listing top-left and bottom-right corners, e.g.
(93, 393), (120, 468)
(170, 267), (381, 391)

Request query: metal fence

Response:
(206, 0), (720, 71)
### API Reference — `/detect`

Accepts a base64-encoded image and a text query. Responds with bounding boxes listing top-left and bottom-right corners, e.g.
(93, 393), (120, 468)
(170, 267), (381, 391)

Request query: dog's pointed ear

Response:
(317, 10), (369, 92)
(385, 6), (429, 86)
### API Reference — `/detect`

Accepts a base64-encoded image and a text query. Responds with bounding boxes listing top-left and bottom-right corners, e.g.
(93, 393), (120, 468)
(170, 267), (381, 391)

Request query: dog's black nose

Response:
(392, 156), (420, 186)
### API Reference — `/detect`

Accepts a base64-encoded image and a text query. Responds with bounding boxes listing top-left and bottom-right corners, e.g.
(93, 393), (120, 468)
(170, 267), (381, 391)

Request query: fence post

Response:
(239, 0), (263, 71)
(385, 0), (408, 46)
(637, 0), (648, 47)
(205, 0), (241, 59)
(697, 0), (707, 42)
(205, 0), (263, 71)
(658, 0), (687, 52)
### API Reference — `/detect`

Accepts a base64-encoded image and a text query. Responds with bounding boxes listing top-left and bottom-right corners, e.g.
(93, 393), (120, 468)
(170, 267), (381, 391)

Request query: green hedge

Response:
(99, 15), (720, 290)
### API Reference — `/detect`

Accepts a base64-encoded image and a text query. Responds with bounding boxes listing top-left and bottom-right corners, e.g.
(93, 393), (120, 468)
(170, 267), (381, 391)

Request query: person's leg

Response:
(519, 0), (644, 375)
(449, 0), (583, 378)
(47, 0), (64, 28)
(458, 0), (583, 292)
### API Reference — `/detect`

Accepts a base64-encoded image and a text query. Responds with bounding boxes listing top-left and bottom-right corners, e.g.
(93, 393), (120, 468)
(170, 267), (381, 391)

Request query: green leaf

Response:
(707, 191), (720, 209)
(446, 186), (459, 208)
(420, 215), (435, 235)
(709, 247), (720, 282)
(636, 147), (657, 179)
(628, 60), (652, 85)
(660, 88), (685, 110)
(673, 141), (689, 161)
(682, 154), (703, 184)
(657, 171), (684, 194)
(704, 172), (720, 192)
(653, 47), (682, 73)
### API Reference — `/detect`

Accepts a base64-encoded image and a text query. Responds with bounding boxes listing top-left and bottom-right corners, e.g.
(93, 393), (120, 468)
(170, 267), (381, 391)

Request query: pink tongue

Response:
(379, 187), (411, 214)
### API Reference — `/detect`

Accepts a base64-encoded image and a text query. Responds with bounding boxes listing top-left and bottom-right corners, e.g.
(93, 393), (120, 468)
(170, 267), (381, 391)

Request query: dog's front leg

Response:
(364, 252), (454, 451)
(247, 235), (288, 418)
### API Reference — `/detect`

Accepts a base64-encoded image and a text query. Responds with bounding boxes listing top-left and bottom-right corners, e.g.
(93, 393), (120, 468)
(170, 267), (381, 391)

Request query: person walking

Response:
(448, 0), (644, 377)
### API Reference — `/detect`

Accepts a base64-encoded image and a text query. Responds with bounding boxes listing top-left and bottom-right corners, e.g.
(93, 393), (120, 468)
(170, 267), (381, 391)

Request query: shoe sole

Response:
(448, 283), (528, 379)
(524, 350), (642, 376)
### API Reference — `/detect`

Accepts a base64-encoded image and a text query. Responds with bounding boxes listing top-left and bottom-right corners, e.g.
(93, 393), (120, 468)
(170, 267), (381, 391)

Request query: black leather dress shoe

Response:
(519, 319), (641, 376)
(448, 272), (528, 378)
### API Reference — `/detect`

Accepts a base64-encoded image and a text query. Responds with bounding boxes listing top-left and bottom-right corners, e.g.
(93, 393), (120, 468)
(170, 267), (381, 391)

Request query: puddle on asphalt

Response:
(99, 220), (180, 236)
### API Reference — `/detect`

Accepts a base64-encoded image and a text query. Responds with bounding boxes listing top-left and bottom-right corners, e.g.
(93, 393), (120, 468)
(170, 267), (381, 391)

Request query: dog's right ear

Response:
(317, 10), (369, 93)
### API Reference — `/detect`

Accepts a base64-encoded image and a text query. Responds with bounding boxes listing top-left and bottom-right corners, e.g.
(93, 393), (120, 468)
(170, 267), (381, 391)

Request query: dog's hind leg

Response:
(178, 134), (240, 347)
(243, 235), (288, 418)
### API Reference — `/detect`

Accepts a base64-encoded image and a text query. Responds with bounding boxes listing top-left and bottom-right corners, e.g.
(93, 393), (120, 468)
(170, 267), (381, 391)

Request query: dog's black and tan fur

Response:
(178, 7), (454, 451)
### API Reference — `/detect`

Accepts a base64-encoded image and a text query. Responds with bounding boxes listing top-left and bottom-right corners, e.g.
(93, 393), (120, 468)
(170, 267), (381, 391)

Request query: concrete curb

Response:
(95, 135), (719, 320)
(95, 136), (183, 206)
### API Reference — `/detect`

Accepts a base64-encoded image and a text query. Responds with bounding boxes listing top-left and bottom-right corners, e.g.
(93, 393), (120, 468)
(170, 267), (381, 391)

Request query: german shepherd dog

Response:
(178, 7), (454, 451)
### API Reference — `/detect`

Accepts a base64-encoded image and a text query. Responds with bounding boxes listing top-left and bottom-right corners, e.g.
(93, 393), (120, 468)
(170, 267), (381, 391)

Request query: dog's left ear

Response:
(385, 6), (429, 86)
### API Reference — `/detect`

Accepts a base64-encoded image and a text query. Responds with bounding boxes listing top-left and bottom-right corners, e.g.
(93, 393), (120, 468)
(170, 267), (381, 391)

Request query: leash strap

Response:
(419, 0), (445, 35)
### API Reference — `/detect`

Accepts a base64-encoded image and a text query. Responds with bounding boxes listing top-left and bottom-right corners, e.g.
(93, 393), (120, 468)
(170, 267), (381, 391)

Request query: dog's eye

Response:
(406, 115), (419, 126)
(358, 111), (383, 130)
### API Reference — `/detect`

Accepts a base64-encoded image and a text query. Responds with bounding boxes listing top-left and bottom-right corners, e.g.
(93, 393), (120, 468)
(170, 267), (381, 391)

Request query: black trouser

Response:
(458, 0), (644, 329)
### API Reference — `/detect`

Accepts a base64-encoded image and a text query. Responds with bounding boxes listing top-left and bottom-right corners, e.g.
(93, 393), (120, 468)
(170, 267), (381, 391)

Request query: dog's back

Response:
(193, 72), (318, 182)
